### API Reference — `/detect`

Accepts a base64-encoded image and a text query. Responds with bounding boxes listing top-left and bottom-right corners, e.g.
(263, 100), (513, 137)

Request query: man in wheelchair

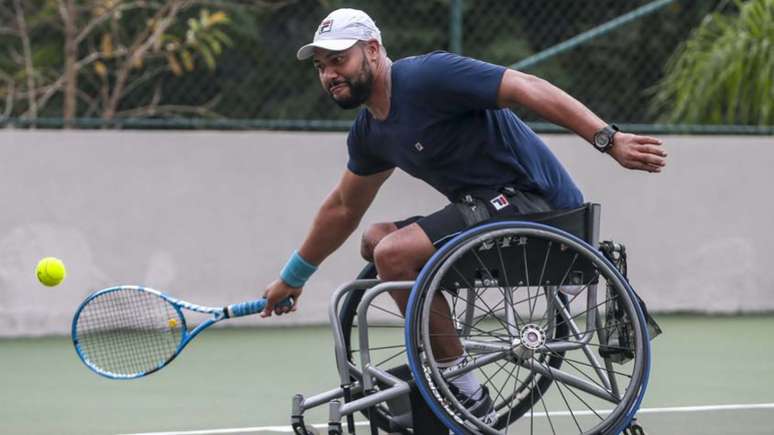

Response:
(261, 8), (667, 434)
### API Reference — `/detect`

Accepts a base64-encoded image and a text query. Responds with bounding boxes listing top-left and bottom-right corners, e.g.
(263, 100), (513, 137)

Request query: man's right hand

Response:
(608, 132), (667, 173)
(261, 279), (303, 318)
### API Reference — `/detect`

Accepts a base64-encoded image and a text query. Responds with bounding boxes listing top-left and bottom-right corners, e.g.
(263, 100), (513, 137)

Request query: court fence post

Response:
(450, 0), (463, 54)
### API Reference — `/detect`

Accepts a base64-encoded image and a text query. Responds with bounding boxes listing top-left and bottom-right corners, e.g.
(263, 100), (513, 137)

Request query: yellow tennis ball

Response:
(36, 257), (66, 287)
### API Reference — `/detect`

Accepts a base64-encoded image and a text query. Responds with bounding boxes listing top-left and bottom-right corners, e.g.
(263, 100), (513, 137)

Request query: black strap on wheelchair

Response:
(410, 387), (448, 434)
(454, 185), (554, 227)
(599, 241), (662, 364)
(384, 365), (448, 434)
(455, 193), (492, 226)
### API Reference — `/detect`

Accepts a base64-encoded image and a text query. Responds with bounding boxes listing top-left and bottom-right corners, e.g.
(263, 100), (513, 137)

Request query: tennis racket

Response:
(71, 285), (292, 379)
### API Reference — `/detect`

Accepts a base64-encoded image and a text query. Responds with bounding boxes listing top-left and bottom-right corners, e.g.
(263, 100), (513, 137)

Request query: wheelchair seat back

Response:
(438, 203), (601, 289)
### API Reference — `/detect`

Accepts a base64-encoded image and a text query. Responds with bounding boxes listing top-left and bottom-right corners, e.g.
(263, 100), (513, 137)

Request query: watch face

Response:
(594, 132), (609, 148)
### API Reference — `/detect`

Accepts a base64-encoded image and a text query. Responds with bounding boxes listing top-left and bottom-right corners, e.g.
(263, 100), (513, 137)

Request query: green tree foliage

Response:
(0, 0), (736, 126)
(651, 0), (774, 125)
(469, 0), (717, 124)
(210, 0), (716, 124)
(0, 0), (232, 122)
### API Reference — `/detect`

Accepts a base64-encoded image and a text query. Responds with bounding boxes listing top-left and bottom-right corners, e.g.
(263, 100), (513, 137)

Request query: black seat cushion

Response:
(482, 203), (597, 244)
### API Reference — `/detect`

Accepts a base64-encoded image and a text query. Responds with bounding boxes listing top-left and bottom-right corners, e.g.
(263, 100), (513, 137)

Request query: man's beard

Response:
(328, 57), (373, 110)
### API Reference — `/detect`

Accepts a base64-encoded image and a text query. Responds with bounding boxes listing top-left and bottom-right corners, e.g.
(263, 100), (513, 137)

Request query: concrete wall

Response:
(1, 130), (772, 336)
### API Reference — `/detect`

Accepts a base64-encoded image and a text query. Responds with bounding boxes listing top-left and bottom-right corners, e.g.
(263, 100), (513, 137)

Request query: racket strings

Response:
(75, 288), (183, 376)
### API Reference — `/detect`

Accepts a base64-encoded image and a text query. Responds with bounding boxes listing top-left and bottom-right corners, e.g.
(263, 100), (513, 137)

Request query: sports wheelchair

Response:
(291, 203), (657, 435)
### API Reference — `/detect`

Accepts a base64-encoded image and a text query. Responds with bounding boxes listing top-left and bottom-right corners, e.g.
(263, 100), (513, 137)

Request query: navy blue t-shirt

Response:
(346, 51), (583, 209)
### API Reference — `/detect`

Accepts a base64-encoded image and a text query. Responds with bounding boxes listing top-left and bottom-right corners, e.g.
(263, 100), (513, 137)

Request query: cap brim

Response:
(296, 39), (359, 60)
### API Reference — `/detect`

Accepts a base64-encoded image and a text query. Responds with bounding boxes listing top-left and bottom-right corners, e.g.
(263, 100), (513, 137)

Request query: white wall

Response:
(1, 130), (772, 336)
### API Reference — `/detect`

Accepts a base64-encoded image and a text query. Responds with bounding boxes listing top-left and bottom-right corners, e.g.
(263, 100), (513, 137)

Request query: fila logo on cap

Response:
(490, 194), (510, 211)
(319, 19), (333, 34)
(297, 9), (383, 60)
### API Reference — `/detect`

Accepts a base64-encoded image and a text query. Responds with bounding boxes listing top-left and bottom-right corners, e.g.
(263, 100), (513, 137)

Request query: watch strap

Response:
(592, 124), (620, 153)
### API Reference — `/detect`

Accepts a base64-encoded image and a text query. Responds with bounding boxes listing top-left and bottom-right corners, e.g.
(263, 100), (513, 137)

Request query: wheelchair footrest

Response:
(623, 418), (647, 435)
(327, 421), (342, 435)
(291, 416), (318, 435)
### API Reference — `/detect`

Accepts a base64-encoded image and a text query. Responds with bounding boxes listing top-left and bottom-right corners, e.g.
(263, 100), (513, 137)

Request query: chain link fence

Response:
(0, 0), (770, 132)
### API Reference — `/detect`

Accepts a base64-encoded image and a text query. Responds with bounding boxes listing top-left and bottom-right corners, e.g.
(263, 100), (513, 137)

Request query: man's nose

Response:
(322, 67), (339, 84)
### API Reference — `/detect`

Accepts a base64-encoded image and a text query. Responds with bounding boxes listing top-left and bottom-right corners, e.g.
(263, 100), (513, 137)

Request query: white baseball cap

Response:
(296, 8), (382, 60)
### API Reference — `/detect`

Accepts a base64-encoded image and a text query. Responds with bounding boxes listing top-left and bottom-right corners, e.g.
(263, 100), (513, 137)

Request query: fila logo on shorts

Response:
(490, 194), (509, 211)
(319, 20), (333, 34)
(414, 142), (424, 152)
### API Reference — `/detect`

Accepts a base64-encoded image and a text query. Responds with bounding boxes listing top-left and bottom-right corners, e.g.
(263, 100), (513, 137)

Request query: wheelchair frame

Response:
(291, 204), (652, 435)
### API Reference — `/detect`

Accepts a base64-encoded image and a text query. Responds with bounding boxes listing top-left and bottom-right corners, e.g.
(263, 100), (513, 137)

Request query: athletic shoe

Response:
(446, 382), (498, 426)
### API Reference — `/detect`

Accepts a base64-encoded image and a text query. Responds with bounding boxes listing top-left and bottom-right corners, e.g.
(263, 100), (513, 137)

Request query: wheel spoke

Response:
(374, 348), (407, 368)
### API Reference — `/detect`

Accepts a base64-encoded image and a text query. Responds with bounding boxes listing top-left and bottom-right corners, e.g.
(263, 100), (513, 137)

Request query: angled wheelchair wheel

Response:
(340, 263), (571, 434)
(340, 264), (413, 434)
(405, 221), (651, 435)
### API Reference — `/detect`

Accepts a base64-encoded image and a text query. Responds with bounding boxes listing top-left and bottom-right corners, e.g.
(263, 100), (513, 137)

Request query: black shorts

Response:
(394, 188), (553, 247)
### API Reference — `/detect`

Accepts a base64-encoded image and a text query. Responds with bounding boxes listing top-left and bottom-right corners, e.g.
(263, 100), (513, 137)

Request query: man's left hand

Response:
(608, 133), (668, 173)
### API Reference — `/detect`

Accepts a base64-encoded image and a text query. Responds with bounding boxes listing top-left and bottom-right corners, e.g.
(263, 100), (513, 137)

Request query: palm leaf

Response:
(650, 0), (774, 125)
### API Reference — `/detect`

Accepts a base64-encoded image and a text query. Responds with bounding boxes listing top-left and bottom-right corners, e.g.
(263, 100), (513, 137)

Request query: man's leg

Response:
(362, 213), (496, 424)
(371, 223), (464, 363)
(371, 222), (496, 424)
(361, 221), (456, 433)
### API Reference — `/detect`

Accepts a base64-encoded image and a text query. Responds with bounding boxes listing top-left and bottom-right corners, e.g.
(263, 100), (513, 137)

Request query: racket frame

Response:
(72, 285), (228, 380)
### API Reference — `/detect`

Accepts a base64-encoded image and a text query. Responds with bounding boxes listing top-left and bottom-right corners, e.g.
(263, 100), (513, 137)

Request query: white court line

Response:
(117, 402), (774, 435)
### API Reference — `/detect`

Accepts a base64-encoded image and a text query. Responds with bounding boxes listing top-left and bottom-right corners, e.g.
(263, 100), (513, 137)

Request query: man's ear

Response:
(366, 40), (380, 61)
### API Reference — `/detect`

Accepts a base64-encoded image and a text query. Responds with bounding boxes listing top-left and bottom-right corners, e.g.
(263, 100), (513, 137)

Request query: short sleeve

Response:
(412, 51), (506, 112)
(346, 114), (395, 176)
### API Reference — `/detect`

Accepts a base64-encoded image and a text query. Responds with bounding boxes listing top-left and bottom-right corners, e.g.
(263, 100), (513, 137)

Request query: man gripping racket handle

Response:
(72, 286), (296, 378)
(262, 249), (319, 317)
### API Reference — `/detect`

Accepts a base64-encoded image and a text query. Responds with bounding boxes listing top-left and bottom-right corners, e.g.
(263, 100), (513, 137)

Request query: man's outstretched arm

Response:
(496, 68), (667, 173)
(261, 168), (393, 317)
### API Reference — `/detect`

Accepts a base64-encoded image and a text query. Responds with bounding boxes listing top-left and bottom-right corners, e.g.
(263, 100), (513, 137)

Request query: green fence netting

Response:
(0, 0), (771, 133)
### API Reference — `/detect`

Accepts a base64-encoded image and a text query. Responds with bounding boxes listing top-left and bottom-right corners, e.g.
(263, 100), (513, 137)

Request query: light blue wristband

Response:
(280, 250), (318, 288)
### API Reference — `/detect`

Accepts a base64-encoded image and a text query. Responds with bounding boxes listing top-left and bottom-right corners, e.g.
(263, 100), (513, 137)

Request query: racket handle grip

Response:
(227, 297), (293, 318)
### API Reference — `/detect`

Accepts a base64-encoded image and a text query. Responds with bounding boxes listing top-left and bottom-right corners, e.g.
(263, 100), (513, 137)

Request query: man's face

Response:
(313, 44), (373, 109)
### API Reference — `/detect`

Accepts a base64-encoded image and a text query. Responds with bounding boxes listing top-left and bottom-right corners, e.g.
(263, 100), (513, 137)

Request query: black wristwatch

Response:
(591, 124), (620, 153)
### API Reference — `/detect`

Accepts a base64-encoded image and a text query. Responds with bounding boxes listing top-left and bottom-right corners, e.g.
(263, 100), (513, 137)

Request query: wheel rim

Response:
(407, 222), (649, 435)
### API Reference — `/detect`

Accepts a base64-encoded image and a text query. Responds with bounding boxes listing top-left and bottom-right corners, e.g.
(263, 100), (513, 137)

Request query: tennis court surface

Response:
(2, 314), (772, 434)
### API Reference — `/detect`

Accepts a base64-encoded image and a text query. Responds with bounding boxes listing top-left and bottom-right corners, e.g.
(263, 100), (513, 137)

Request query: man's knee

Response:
(361, 222), (397, 262)
(373, 226), (434, 280)
(372, 239), (404, 277)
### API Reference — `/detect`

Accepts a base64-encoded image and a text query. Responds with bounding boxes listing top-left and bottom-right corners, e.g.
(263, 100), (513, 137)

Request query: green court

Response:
(2, 314), (772, 434)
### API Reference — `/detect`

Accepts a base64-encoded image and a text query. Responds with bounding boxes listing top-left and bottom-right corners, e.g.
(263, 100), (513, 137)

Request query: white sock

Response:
(439, 356), (483, 401)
